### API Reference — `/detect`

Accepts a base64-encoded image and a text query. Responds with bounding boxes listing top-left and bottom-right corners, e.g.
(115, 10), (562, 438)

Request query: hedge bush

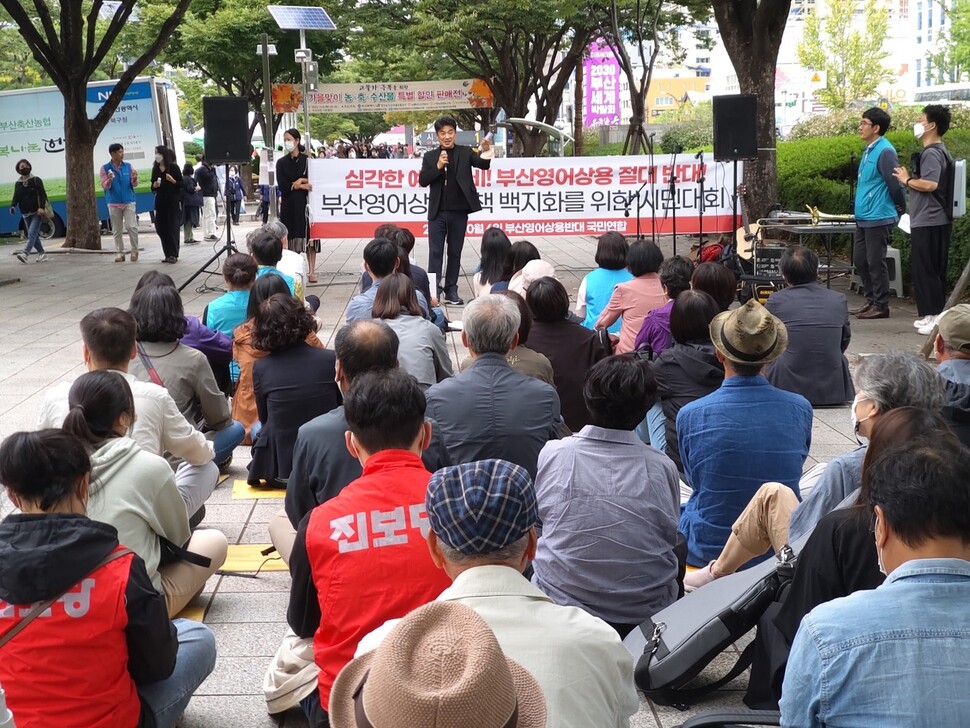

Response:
(776, 129), (970, 291)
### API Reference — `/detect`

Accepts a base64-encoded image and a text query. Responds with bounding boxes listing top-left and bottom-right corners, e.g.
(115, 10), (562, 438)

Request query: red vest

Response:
(305, 450), (452, 707)
(0, 548), (142, 728)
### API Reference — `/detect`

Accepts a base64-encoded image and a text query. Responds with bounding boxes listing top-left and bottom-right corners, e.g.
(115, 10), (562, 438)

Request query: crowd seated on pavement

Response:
(8, 229), (970, 728)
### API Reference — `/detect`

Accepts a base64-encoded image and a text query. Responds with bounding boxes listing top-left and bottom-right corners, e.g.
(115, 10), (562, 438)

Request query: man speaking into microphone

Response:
(419, 116), (492, 305)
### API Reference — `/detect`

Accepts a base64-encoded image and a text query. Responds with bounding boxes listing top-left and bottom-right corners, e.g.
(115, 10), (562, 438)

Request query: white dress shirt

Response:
(356, 565), (639, 728)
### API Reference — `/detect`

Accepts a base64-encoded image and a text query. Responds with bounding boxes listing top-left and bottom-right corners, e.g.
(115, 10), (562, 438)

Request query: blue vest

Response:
(854, 136), (899, 222)
(583, 268), (633, 333)
(103, 161), (136, 205)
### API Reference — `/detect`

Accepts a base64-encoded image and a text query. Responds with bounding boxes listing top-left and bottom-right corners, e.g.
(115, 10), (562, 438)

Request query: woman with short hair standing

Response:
(276, 128), (319, 282)
(151, 145), (183, 263)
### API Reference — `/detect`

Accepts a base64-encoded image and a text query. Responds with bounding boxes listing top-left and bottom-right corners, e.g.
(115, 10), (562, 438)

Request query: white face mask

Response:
(284, 141), (295, 152)
(914, 123), (926, 138)
(229, 170), (237, 177)
(851, 393), (872, 443)
(154, 153), (163, 163)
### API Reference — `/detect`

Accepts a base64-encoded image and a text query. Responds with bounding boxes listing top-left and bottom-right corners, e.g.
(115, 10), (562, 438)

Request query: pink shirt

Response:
(595, 274), (666, 353)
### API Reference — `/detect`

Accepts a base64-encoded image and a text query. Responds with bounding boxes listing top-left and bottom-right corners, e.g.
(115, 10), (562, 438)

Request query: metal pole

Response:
(261, 32), (278, 220)
(300, 29), (311, 155)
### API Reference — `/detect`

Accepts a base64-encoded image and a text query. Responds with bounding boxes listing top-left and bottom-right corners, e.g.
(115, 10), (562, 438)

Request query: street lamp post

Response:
(259, 34), (279, 220)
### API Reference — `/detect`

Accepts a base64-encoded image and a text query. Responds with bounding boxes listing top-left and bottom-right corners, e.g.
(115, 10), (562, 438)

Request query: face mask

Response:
(284, 141), (295, 152)
(850, 393), (872, 444)
(914, 123), (926, 138)
(229, 171), (237, 177)
(18, 165), (30, 175)
(154, 153), (163, 163)
(873, 517), (888, 576)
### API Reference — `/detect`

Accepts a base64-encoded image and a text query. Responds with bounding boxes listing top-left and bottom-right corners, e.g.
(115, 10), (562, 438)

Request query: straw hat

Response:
(329, 601), (546, 728)
(709, 299), (788, 366)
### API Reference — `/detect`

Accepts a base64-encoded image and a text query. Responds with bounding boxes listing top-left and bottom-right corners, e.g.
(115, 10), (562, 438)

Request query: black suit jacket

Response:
(419, 144), (491, 220)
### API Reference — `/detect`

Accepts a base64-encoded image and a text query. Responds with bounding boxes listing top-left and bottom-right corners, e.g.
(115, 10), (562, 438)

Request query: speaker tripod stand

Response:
(179, 165), (239, 293)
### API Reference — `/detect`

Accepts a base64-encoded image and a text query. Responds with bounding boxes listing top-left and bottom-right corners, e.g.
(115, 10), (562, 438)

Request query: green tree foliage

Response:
(0, 0), (194, 248)
(586, 0), (710, 155)
(797, 0), (894, 110)
(337, 0), (592, 156)
(158, 0), (343, 146)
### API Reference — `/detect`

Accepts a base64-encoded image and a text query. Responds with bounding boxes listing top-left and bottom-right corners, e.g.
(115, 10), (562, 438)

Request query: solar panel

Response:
(268, 5), (336, 30)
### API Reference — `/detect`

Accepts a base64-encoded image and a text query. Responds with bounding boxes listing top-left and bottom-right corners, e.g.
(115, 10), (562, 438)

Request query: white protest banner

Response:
(307, 156), (741, 239)
(304, 79), (493, 114)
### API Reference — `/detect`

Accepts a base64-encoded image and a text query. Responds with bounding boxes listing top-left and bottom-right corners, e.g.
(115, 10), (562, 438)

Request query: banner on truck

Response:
(306, 156), (742, 238)
(278, 79), (494, 114)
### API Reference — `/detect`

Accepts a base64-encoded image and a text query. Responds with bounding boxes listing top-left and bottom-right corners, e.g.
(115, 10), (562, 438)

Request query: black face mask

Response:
(18, 165), (30, 175)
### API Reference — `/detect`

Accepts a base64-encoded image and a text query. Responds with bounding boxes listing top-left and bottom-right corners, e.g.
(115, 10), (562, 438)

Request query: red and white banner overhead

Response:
(306, 156), (742, 239)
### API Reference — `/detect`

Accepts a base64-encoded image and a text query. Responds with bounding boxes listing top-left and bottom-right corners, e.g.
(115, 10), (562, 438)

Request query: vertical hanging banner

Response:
(306, 157), (742, 238)
(584, 39), (622, 127)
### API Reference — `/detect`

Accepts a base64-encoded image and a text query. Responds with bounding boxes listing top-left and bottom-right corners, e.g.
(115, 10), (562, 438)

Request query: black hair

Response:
(660, 256), (694, 299)
(391, 227), (416, 255)
(497, 290), (533, 345)
(583, 355), (657, 430)
(0, 430), (92, 511)
(344, 370), (426, 452)
(182, 162), (194, 177)
(779, 245), (819, 286)
(502, 240), (540, 281)
(866, 440), (970, 548)
(594, 231), (629, 270)
(923, 104), (952, 136)
(285, 127), (301, 142)
(363, 237), (400, 278)
(372, 272), (422, 319)
(252, 293), (315, 351)
(691, 262), (737, 311)
(129, 284), (187, 342)
(79, 307), (137, 366)
(627, 240), (664, 276)
(374, 223), (400, 240)
(434, 116), (458, 132)
(670, 290), (720, 344)
(527, 277), (570, 323)
(479, 227), (512, 287)
(134, 270), (176, 292)
(334, 320), (400, 382)
(249, 228), (284, 266)
(154, 145), (176, 166)
(63, 371), (135, 450)
(108, 143), (124, 155)
(246, 273), (291, 320)
(862, 107), (891, 136)
(223, 253), (258, 288)
(395, 244), (413, 279)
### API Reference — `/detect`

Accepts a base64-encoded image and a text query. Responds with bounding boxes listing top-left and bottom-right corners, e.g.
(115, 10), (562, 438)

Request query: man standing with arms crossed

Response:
(100, 143), (139, 263)
(419, 116), (492, 306)
(852, 107), (906, 320)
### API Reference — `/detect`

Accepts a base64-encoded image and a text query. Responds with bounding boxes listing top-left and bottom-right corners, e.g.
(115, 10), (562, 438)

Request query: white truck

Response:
(0, 76), (185, 238)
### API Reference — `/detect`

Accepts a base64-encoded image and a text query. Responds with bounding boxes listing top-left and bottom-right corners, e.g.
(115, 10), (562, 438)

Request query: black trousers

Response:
(852, 223), (892, 308)
(428, 210), (468, 295)
(227, 199), (240, 224)
(155, 201), (181, 260)
(911, 223), (952, 316)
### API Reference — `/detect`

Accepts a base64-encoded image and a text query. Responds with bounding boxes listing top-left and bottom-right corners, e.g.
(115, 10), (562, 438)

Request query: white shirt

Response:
(356, 565), (639, 728)
(38, 369), (213, 465)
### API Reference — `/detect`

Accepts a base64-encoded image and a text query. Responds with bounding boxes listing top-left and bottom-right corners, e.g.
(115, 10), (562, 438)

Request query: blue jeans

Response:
(636, 400), (667, 452)
(211, 420), (245, 463)
(22, 213), (44, 255)
(138, 619), (216, 728)
(300, 689), (330, 727)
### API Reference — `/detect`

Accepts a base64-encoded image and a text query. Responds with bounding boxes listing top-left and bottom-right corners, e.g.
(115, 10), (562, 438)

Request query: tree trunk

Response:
(518, 129), (549, 157)
(737, 67), (778, 220)
(62, 85), (102, 250)
(573, 63), (584, 156)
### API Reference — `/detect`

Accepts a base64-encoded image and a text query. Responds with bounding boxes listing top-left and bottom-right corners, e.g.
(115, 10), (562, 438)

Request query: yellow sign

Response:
(810, 72), (821, 83)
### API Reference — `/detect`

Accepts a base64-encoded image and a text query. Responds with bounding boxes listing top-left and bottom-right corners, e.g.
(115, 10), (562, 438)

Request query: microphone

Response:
(694, 150), (703, 160)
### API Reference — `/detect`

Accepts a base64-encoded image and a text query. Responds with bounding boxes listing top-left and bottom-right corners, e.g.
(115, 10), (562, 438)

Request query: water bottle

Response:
(0, 683), (15, 728)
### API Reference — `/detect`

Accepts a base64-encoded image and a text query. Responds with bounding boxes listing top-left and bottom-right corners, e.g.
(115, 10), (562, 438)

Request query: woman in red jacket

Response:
(0, 429), (216, 728)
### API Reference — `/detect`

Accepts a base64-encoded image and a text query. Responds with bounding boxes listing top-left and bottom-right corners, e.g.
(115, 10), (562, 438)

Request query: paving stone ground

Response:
(0, 217), (931, 727)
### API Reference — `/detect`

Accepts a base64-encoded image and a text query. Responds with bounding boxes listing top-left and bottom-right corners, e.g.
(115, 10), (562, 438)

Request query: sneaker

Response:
(15, 252), (27, 264)
(36, 253), (47, 262)
(683, 560), (720, 592)
(130, 250), (139, 262)
(443, 293), (465, 305)
(913, 315), (932, 329)
(205, 235), (218, 241)
(115, 255), (125, 263)
(918, 317), (939, 335)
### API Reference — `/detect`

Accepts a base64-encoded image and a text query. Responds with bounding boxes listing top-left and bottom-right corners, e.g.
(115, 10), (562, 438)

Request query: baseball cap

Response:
(938, 304), (970, 353)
